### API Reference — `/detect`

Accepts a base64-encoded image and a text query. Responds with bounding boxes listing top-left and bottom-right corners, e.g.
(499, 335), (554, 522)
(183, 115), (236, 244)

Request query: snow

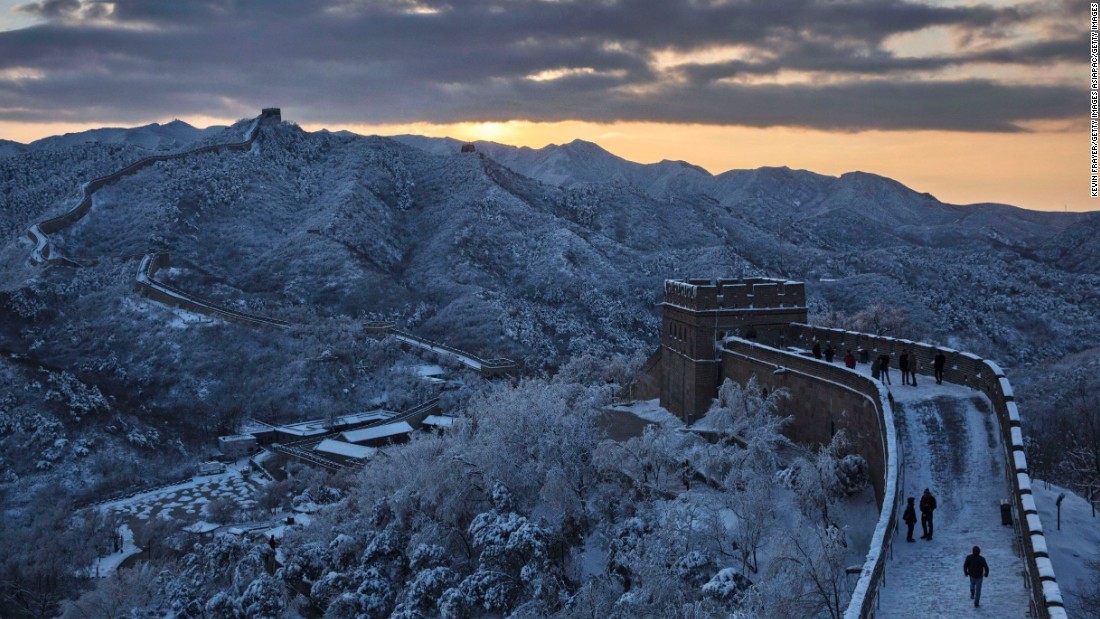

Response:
(392, 333), (483, 370)
(98, 465), (259, 529)
(273, 410), (393, 437)
(606, 398), (684, 427)
(1021, 494), (1037, 514)
(314, 439), (376, 459)
(1033, 480), (1100, 616)
(1010, 426), (1024, 448)
(1013, 451), (1028, 472)
(183, 520), (221, 534)
(409, 364), (447, 377)
(421, 415), (456, 428)
(88, 524), (139, 578)
(341, 421), (414, 443)
(866, 366), (1031, 617)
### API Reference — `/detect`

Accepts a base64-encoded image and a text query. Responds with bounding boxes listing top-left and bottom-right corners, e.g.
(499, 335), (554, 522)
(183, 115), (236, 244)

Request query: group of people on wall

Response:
(811, 340), (949, 386)
(809, 339), (996, 609)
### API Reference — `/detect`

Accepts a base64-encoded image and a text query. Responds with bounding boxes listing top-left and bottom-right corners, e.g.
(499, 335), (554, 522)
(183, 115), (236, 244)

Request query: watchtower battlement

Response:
(663, 277), (805, 311)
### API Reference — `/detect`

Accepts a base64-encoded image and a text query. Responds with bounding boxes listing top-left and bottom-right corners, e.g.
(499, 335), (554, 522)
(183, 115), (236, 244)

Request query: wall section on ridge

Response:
(782, 323), (1066, 618)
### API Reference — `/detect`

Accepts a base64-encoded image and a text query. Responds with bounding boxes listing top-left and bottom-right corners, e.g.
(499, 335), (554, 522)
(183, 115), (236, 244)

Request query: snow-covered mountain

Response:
(0, 118), (1097, 471)
(0, 138), (25, 157)
(8, 119), (224, 154)
(3, 121), (1096, 364)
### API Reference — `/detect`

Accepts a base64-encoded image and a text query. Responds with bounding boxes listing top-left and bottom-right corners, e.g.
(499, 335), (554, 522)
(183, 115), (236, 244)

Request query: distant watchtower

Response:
(660, 278), (807, 421)
(460, 143), (477, 153)
(260, 108), (282, 124)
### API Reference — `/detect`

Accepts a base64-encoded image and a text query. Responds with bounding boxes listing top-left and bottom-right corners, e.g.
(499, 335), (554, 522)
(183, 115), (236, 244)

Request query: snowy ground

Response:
(607, 399), (684, 427)
(1033, 480), (1100, 616)
(99, 468), (260, 538)
(87, 524), (139, 578)
(855, 364), (1031, 617)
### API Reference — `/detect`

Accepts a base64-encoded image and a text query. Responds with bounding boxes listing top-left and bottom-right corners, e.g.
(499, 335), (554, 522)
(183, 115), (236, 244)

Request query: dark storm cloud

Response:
(0, 0), (1079, 131)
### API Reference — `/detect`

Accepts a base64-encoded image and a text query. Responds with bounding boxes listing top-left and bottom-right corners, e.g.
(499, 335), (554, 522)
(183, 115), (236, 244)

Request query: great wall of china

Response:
(641, 277), (1066, 618)
(24, 108), (517, 377)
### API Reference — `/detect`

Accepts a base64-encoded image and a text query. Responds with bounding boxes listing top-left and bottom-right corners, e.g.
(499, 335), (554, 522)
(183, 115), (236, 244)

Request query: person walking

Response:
(908, 349), (919, 386)
(843, 350), (856, 369)
(964, 546), (990, 607)
(903, 497), (918, 542)
(934, 349), (946, 384)
(812, 341), (822, 359)
(920, 488), (937, 539)
(878, 353), (891, 385)
(824, 344), (835, 363)
(899, 351), (911, 385)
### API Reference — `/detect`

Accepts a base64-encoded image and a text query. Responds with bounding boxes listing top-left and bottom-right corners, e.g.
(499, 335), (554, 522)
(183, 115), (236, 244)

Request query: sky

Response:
(0, 0), (1089, 212)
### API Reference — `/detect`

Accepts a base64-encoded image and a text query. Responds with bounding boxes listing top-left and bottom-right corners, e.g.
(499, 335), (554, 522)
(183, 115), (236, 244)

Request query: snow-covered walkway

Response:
(861, 367), (1030, 617)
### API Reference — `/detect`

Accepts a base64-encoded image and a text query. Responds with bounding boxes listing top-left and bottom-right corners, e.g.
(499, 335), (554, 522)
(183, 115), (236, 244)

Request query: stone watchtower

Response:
(659, 278), (807, 421)
(260, 108), (282, 124)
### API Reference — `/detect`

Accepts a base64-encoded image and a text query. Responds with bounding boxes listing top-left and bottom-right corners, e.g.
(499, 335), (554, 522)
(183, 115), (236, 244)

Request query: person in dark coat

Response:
(908, 349), (919, 386)
(903, 497), (918, 542)
(877, 353), (891, 384)
(920, 488), (937, 539)
(824, 344), (835, 363)
(933, 349), (946, 384)
(843, 350), (856, 369)
(963, 545), (990, 607)
(812, 341), (822, 359)
(899, 352), (910, 385)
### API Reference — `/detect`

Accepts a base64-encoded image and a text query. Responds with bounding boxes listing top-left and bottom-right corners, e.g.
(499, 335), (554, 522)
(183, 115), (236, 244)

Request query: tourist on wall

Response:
(920, 488), (937, 539)
(903, 497), (918, 542)
(963, 546), (990, 607)
(934, 349), (946, 384)
(824, 344), (835, 362)
(908, 349), (919, 386)
(812, 341), (822, 359)
(843, 350), (856, 369)
(877, 353), (891, 384)
(899, 351), (911, 385)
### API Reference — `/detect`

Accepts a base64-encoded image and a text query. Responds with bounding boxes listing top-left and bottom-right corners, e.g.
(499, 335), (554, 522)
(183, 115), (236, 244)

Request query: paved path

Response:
(863, 367), (1030, 617)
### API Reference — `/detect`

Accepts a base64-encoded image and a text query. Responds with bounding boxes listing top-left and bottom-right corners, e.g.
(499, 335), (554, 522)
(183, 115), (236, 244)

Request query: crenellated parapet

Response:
(662, 277), (805, 312)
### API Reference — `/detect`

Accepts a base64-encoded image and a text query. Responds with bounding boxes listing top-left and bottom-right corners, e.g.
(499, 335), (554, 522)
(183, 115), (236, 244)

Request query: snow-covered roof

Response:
(274, 410), (393, 436)
(218, 434), (256, 443)
(341, 421), (414, 444)
(314, 439), (376, 459)
(183, 521), (220, 534)
(422, 415), (456, 428)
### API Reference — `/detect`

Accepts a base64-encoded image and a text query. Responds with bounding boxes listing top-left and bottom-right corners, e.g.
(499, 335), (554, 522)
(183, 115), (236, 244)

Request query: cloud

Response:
(0, 0), (1081, 131)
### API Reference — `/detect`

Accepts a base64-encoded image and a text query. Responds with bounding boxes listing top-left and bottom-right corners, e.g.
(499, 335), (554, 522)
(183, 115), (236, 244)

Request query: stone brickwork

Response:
(719, 338), (890, 505)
